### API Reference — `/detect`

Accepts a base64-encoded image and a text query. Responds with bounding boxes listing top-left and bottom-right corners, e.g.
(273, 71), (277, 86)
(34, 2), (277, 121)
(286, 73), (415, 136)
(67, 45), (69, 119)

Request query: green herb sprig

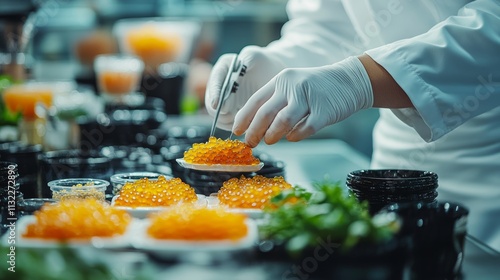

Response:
(260, 180), (399, 255)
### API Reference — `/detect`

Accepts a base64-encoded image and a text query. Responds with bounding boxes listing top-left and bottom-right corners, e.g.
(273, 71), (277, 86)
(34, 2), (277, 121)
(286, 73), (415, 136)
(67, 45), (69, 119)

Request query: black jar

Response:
(380, 201), (469, 280)
(0, 142), (43, 198)
(346, 169), (439, 214)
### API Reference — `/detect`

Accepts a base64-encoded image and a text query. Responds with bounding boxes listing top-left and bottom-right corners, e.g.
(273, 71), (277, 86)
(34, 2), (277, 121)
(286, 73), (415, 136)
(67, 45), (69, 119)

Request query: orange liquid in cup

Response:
(97, 71), (140, 95)
(3, 85), (53, 120)
(126, 25), (181, 69)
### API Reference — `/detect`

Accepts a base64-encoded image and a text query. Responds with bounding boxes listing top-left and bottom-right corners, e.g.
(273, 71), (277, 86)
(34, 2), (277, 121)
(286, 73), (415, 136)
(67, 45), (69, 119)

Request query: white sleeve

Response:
(366, 0), (500, 142)
(264, 0), (360, 67)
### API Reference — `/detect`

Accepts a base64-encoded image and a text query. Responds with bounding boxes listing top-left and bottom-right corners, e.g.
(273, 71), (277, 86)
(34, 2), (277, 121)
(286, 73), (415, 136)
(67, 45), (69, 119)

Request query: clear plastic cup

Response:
(94, 54), (144, 103)
(48, 178), (109, 201)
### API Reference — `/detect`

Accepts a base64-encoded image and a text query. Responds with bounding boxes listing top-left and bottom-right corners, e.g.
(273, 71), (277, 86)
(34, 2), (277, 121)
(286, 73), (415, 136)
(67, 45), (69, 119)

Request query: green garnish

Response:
(260, 180), (400, 256)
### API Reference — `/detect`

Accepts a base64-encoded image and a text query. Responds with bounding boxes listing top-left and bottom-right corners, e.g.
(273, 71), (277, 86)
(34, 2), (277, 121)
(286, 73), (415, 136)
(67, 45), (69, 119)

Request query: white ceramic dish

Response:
(206, 195), (265, 219)
(130, 218), (258, 256)
(176, 158), (264, 172)
(111, 194), (207, 219)
(1, 216), (136, 249)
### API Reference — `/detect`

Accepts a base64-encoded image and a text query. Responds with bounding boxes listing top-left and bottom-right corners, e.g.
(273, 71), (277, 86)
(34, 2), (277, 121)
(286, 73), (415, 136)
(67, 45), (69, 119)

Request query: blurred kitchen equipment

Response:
(77, 109), (167, 150)
(101, 146), (153, 173)
(2, 80), (82, 148)
(113, 18), (201, 67)
(94, 54), (144, 104)
(39, 149), (113, 197)
(144, 61), (188, 115)
(0, 0), (39, 81)
(3, 82), (54, 145)
(0, 141), (42, 198)
(136, 125), (210, 153)
(30, 6), (97, 81)
(113, 18), (201, 115)
(104, 96), (165, 112)
(210, 54), (246, 136)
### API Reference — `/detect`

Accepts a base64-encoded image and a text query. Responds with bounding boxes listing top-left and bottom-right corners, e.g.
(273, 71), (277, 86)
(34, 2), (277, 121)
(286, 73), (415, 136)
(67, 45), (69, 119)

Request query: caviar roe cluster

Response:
(114, 176), (198, 207)
(183, 136), (260, 165)
(23, 199), (131, 239)
(147, 205), (248, 241)
(217, 175), (293, 209)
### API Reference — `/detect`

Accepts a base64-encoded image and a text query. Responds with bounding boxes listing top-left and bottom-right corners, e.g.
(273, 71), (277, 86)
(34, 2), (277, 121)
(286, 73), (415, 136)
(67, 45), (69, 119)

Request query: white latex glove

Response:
(205, 46), (286, 131)
(233, 56), (374, 147)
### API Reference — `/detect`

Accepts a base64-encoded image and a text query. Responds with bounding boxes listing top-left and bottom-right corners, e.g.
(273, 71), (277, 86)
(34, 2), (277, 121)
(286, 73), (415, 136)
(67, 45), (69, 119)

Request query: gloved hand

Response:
(233, 56), (374, 147)
(205, 46), (286, 131)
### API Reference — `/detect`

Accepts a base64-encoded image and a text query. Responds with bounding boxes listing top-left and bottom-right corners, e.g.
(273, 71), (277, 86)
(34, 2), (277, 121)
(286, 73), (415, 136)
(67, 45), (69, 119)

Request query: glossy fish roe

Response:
(114, 176), (197, 207)
(218, 175), (292, 209)
(23, 199), (131, 239)
(184, 136), (260, 165)
(147, 205), (248, 241)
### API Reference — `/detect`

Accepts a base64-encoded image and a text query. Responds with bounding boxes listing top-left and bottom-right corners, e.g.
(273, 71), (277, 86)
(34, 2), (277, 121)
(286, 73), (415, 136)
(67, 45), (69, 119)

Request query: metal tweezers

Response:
(210, 54), (246, 137)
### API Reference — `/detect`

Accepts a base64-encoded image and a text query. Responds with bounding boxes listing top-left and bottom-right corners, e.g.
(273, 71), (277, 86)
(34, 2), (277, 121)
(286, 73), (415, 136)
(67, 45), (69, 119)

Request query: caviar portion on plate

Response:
(23, 199), (131, 240)
(113, 176), (197, 207)
(51, 181), (106, 201)
(183, 136), (260, 165)
(147, 205), (248, 241)
(217, 175), (292, 209)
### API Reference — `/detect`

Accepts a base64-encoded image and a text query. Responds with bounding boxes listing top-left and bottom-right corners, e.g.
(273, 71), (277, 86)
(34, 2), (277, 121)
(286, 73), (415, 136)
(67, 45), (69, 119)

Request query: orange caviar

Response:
(147, 205), (248, 241)
(23, 199), (130, 239)
(184, 136), (260, 165)
(114, 176), (197, 207)
(218, 175), (292, 209)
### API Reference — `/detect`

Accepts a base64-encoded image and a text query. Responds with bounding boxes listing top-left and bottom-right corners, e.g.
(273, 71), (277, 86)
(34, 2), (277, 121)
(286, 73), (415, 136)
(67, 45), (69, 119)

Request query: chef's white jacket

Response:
(262, 0), (500, 250)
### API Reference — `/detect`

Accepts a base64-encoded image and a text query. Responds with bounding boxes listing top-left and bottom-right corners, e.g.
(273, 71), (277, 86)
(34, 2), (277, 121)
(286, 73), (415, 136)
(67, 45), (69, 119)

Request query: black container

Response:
(100, 146), (154, 173)
(137, 125), (210, 153)
(18, 198), (56, 216)
(100, 145), (173, 182)
(104, 96), (166, 112)
(160, 143), (193, 179)
(184, 169), (253, 196)
(77, 109), (167, 150)
(380, 201), (469, 280)
(256, 238), (410, 280)
(0, 142), (42, 198)
(346, 169), (439, 214)
(39, 149), (113, 197)
(141, 72), (185, 115)
(183, 154), (286, 196)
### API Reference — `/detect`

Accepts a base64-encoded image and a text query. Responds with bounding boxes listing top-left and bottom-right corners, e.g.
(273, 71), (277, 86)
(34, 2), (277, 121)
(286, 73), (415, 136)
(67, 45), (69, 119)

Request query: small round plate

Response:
(2, 215), (135, 249)
(130, 219), (258, 256)
(206, 195), (265, 219)
(176, 158), (264, 172)
(111, 194), (207, 219)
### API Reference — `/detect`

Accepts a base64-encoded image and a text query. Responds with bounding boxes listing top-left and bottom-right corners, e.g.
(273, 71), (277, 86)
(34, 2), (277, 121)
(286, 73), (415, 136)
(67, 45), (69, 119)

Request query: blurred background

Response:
(0, 0), (379, 159)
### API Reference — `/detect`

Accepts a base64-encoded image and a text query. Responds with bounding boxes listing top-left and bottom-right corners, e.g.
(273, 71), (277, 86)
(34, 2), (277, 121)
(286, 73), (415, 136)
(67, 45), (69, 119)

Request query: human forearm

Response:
(358, 54), (413, 109)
